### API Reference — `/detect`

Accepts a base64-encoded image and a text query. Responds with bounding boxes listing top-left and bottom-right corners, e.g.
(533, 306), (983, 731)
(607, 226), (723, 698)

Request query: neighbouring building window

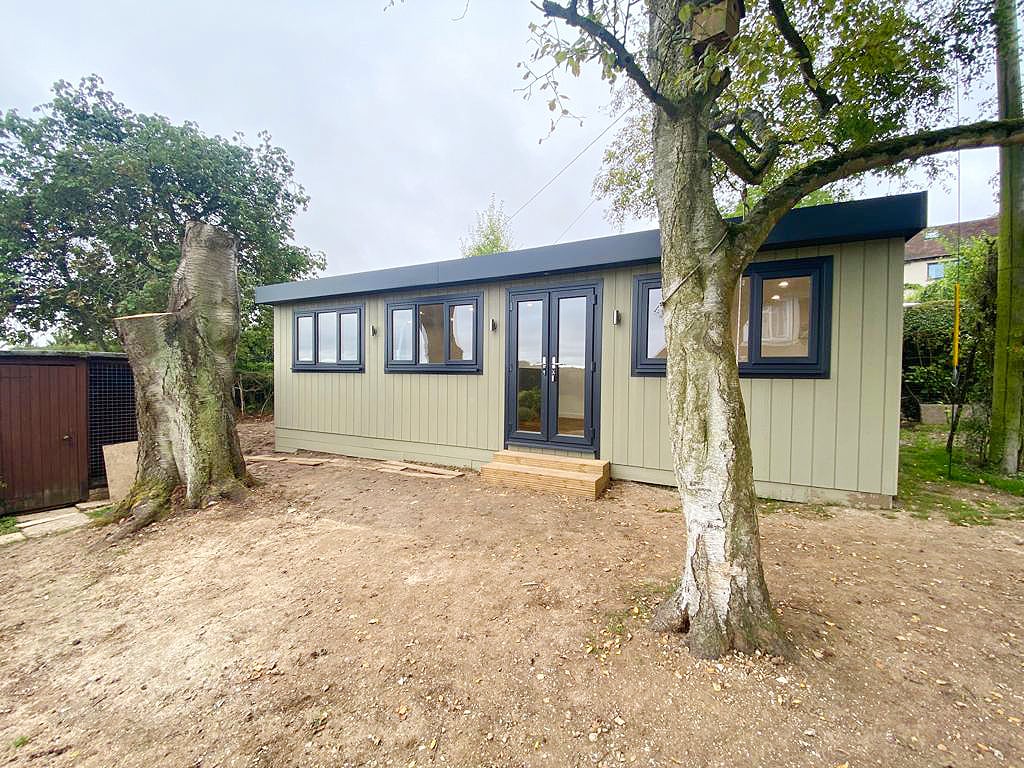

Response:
(927, 261), (946, 280)
(293, 305), (364, 372)
(632, 255), (833, 378)
(385, 294), (483, 373)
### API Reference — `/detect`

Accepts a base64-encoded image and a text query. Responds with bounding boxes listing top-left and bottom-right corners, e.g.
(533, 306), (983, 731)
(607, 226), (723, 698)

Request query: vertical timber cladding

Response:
(0, 357), (89, 513)
(271, 238), (905, 501)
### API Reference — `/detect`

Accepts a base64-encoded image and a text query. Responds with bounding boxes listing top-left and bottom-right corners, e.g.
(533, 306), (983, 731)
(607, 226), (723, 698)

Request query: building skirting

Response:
(274, 427), (893, 509)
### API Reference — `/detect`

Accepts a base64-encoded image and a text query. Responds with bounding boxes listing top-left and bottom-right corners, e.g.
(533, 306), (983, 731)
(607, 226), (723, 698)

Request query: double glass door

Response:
(506, 284), (599, 451)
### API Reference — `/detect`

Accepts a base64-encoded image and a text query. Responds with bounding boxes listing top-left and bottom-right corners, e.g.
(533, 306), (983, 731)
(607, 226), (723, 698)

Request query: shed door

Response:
(0, 363), (88, 513)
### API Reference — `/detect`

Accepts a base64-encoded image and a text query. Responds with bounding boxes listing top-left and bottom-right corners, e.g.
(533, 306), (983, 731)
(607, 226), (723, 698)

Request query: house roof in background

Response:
(904, 215), (998, 263)
(256, 192), (927, 306)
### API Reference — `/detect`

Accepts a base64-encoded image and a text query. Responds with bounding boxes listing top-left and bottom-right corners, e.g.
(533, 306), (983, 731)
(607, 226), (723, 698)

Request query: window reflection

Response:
(392, 308), (413, 361)
(760, 276), (811, 358)
(646, 286), (666, 358)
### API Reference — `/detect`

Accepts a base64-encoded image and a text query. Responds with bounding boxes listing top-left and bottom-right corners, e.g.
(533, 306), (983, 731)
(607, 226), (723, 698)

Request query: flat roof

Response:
(0, 349), (128, 361)
(256, 191), (927, 306)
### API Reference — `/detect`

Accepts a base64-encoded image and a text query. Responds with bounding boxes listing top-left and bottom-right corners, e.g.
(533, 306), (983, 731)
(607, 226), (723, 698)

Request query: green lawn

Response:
(899, 425), (1024, 525)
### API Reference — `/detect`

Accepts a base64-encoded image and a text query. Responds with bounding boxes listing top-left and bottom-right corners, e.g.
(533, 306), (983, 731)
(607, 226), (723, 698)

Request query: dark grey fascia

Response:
(256, 191), (927, 306)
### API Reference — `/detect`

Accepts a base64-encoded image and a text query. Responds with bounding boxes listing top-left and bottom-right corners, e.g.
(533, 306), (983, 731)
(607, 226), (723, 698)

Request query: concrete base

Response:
(0, 531), (26, 545)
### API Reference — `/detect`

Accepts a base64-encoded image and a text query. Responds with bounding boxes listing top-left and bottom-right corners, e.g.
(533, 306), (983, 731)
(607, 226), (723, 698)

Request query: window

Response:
(927, 261), (946, 280)
(385, 294), (483, 373)
(293, 306), (364, 372)
(632, 255), (832, 378)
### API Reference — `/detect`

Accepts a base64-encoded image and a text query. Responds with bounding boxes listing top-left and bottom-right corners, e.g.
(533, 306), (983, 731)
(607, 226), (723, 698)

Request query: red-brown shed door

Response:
(0, 361), (89, 513)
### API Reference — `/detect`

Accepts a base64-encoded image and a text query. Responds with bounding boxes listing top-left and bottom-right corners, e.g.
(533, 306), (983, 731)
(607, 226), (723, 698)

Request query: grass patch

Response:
(0, 516), (17, 535)
(899, 426), (1024, 526)
(10, 735), (29, 749)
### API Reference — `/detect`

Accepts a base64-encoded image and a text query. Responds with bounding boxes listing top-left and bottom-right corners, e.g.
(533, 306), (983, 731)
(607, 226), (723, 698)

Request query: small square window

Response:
(386, 294), (483, 373)
(927, 261), (946, 280)
(293, 306), (363, 372)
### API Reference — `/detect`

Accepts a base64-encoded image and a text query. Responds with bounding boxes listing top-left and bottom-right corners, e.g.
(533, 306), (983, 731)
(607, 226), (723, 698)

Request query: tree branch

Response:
(709, 131), (777, 184)
(767, 0), (839, 115)
(540, 0), (682, 119)
(738, 118), (1024, 253)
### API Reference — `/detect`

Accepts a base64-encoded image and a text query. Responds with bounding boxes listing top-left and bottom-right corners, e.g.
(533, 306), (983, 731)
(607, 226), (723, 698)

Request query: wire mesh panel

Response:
(87, 358), (137, 488)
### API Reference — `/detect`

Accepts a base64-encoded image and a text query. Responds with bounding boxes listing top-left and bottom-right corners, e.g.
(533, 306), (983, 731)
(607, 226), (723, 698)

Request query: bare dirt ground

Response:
(1, 421), (1022, 768)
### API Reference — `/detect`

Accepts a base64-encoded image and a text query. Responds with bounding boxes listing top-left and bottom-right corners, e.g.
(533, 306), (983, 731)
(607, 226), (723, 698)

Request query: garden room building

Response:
(256, 192), (926, 507)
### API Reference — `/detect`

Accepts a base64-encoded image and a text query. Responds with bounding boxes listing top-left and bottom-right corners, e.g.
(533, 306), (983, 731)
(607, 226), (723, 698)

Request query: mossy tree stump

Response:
(113, 222), (250, 536)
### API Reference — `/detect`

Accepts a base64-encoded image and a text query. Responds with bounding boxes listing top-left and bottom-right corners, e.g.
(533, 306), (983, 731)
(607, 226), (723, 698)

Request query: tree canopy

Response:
(0, 76), (324, 366)
(460, 194), (516, 257)
(526, 0), (1015, 234)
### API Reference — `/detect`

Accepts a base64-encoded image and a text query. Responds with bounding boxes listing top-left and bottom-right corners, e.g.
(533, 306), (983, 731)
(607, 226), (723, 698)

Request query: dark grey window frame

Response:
(631, 255), (833, 379)
(384, 293), (484, 374)
(292, 305), (365, 372)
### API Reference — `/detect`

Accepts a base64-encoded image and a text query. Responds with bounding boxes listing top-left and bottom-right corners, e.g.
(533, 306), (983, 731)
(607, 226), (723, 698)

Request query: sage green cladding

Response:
(272, 237), (905, 504)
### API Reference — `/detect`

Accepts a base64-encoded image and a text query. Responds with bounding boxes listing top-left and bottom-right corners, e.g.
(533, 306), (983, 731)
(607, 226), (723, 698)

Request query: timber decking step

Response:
(489, 450), (610, 478)
(480, 451), (610, 500)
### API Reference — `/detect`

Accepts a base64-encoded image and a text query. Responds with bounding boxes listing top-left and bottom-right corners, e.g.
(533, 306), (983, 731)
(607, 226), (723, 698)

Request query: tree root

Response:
(650, 589), (797, 660)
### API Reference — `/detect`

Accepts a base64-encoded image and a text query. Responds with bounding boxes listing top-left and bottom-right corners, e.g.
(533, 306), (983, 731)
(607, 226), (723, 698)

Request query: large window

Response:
(385, 294), (483, 373)
(632, 255), (832, 378)
(293, 305), (364, 372)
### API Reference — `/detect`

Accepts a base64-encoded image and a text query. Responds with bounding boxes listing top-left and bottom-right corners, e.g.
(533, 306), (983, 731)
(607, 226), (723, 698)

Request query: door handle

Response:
(550, 356), (559, 383)
(62, 434), (71, 441)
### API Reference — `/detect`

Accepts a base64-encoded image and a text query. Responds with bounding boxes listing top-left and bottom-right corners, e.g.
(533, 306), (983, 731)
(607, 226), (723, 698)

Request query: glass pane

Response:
(556, 296), (587, 437)
(418, 303), (445, 364)
(730, 276), (751, 363)
(391, 308), (413, 361)
(646, 286), (666, 359)
(297, 316), (314, 362)
(760, 275), (811, 358)
(340, 311), (359, 362)
(449, 304), (474, 361)
(516, 300), (544, 433)
(317, 312), (337, 363)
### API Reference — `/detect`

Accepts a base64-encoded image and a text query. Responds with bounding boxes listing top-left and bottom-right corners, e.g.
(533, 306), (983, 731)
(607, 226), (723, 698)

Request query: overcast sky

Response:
(1, 1), (1001, 279)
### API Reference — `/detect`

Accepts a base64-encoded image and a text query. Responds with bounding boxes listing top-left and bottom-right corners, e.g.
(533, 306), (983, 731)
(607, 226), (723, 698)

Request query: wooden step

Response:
(480, 455), (610, 501)
(489, 450), (610, 478)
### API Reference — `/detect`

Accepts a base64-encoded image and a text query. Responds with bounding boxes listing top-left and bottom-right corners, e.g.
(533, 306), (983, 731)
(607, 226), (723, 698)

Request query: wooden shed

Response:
(0, 351), (137, 514)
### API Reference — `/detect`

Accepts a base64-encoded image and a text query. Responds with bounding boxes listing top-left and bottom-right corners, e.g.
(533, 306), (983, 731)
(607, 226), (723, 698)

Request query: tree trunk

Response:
(646, 96), (791, 658)
(989, 0), (1024, 474)
(112, 222), (250, 536)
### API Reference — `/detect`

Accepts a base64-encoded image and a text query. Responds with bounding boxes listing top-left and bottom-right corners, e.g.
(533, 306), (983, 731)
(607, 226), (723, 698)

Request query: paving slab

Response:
(0, 531), (26, 545)
(16, 508), (80, 525)
(18, 511), (90, 538)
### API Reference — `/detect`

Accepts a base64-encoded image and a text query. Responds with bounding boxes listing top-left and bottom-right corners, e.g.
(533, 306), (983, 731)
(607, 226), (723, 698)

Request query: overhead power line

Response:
(508, 111), (628, 222)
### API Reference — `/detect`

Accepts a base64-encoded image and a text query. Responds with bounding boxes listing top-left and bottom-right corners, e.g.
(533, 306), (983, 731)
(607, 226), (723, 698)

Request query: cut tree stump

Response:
(113, 223), (250, 537)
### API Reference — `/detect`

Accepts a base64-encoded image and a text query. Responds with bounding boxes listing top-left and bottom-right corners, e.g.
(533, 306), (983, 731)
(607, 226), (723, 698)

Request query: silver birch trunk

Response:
(644, 85), (790, 657)
(113, 222), (249, 535)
